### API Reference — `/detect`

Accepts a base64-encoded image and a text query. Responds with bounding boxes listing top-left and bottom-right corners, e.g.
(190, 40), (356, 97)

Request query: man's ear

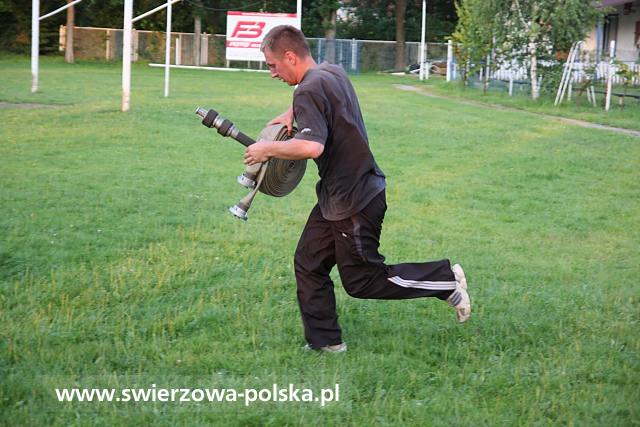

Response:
(284, 50), (297, 65)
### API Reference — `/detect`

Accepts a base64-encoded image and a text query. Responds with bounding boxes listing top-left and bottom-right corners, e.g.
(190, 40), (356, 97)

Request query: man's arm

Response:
(244, 138), (323, 165)
(267, 106), (294, 135)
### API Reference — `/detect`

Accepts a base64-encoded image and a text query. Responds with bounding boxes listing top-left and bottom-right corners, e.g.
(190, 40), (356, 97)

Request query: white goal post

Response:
(31, 0), (303, 110)
(121, 0), (302, 112)
(122, 0), (182, 112)
(31, 0), (84, 93)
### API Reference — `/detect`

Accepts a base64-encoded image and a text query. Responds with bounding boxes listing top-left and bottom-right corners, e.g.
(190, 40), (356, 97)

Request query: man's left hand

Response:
(244, 140), (271, 165)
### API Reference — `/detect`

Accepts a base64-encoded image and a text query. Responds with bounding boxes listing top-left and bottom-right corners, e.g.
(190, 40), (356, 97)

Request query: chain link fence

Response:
(62, 25), (640, 93)
(61, 26), (448, 73)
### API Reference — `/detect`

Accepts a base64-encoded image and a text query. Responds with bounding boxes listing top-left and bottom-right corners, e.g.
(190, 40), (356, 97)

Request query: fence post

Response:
(446, 39), (452, 82)
(31, 0), (39, 93)
(201, 33), (208, 65)
(425, 43), (430, 79)
(351, 38), (357, 72)
(419, 0), (426, 81)
(176, 35), (181, 65)
(509, 69), (514, 96)
(133, 29), (139, 61)
(121, 0), (133, 111)
(605, 40), (615, 111)
(164, 0), (172, 98)
(105, 29), (110, 60)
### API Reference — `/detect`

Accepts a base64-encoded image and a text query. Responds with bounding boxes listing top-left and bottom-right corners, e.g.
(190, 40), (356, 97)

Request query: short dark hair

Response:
(261, 25), (310, 58)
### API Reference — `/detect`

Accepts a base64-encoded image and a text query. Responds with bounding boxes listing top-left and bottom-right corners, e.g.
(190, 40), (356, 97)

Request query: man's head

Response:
(261, 25), (314, 86)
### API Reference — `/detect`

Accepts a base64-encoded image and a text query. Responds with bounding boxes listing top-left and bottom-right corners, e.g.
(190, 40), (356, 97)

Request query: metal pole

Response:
(419, 0), (426, 81)
(39, 0), (83, 21)
(122, 0), (133, 111)
(605, 40), (615, 112)
(351, 39), (357, 72)
(596, 18), (603, 63)
(164, 0), (172, 97)
(509, 69), (514, 96)
(296, 0), (302, 29)
(132, 0), (181, 23)
(31, 0), (39, 93)
(446, 39), (452, 82)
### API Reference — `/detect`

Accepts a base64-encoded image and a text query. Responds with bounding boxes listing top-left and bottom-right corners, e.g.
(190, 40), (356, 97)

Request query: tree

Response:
(614, 61), (640, 107)
(451, 0), (496, 87)
(192, 0), (203, 67)
(317, 0), (340, 63)
(65, 0), (74, 63)
(336, 0), (457, 42)
(0, 0), (459, 56)
(495, 0), (604, 100)
(394, 0), (407, 70)
(453, 0), (604, 100)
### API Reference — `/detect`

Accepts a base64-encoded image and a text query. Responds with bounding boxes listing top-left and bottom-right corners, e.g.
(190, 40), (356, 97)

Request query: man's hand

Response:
(267, 106), (294, 136)
(245, 138), (323, 165)
(244, 140), (272, 166)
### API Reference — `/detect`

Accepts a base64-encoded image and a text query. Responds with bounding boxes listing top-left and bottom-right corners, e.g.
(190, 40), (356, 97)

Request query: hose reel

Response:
(195, 107), (307, 221)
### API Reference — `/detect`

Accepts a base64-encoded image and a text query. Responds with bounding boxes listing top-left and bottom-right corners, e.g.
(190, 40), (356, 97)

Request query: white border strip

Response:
(388, 276), (457, 290)
(149, 63), (269, 73)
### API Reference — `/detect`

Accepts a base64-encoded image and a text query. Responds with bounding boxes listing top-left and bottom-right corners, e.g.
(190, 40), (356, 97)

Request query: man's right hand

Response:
(267, 106), (294, 136)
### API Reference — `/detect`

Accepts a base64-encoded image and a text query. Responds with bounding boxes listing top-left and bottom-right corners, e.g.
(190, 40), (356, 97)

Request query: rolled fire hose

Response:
(195, 107), (307, 220)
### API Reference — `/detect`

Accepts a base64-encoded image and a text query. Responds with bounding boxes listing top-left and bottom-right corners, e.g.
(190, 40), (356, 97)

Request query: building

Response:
(584, 0), (640, 62)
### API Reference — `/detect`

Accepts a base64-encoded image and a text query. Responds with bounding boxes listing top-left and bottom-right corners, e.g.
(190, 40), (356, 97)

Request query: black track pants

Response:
(294, 190), (457, 348)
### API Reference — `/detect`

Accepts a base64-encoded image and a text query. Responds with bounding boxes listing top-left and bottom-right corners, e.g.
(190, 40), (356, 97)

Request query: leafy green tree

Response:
(305, 0), (340, 62)
(337, 0), (456, 42)
(452, 0), (604, 100)
(0, 0), (63, 53)
(494, 0), (604, 100)
(451, 0), (497, 87)
(0, 0), (458, 55)
(614, 61), (640, 107)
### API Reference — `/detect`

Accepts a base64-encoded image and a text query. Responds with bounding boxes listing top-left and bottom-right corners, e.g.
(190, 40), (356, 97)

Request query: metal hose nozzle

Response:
(195, 107), (255, 147)
(194, 107), (307, 221)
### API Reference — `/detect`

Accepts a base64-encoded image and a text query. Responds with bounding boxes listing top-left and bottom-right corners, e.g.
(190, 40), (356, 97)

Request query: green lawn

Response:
(1, 56), (639, 426)
(416, 75), (640, 132)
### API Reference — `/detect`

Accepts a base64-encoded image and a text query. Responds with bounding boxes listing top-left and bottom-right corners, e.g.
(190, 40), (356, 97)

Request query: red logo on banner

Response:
(231, 21), (266, 38)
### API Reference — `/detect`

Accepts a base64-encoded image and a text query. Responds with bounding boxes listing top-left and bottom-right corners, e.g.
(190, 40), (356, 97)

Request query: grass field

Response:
(1, 56), (639, 426)
(420, 77), (640, 132)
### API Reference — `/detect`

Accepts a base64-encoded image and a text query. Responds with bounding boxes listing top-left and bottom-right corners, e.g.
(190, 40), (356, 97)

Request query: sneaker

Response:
(303, 342), (347, 353)
(447, 264), (471, 323)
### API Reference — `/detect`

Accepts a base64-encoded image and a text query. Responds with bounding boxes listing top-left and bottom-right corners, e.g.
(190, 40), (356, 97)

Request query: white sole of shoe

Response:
(452, 264), (467, 290)
(303, 343), (347, 353)
(450, 264), (471, 323)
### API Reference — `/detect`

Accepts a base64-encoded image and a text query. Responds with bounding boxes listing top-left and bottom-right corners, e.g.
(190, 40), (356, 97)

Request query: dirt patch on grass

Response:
(0, 102), (62, 109)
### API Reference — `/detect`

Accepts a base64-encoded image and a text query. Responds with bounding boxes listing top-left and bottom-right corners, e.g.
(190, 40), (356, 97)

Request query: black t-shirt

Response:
(293, 62), (386, 221)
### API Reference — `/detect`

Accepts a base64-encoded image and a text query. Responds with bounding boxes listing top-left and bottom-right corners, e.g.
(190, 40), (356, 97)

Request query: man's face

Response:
(264, 48), (297, 86)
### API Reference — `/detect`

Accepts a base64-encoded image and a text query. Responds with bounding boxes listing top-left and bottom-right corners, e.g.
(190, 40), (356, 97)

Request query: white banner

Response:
(225, 11), (299, 62)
